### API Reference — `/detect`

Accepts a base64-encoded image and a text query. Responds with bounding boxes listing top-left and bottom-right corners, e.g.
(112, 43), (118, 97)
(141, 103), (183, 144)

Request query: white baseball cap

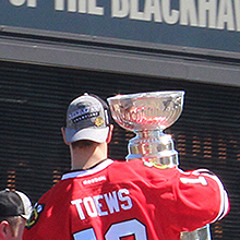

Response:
(65, 93), (110, 143)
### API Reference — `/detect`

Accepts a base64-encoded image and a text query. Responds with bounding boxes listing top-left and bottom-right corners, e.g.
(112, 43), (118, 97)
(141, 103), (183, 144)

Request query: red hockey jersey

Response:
(23, 159), (229, 240)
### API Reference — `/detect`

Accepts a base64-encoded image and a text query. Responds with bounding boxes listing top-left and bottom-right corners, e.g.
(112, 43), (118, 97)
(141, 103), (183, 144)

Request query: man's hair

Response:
(71, 140), (97, 149)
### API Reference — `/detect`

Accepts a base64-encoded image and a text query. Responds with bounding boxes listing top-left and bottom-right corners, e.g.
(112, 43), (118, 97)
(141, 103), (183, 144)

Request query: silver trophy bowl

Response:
(107, 91), (184, 132)
(107, 91), (184, 167)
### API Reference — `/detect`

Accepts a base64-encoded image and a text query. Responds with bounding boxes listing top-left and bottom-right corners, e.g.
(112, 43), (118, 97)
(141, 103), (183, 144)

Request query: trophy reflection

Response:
(107, 91), (211, 240)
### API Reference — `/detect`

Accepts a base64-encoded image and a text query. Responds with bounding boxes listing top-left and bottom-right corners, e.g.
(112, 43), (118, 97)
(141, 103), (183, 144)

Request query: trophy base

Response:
(126, 130), (179, 168)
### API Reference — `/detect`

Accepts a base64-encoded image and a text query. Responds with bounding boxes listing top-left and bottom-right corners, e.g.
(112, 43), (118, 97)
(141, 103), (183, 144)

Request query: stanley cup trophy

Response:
(107, 91), (211, 240)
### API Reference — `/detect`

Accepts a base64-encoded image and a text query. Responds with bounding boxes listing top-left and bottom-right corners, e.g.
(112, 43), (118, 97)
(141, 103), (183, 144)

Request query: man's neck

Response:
(70, 142), (108, 170)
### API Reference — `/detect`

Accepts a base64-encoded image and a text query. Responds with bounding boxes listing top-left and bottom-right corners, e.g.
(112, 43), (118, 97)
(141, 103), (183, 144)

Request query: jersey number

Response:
(73, 219), (147, 240)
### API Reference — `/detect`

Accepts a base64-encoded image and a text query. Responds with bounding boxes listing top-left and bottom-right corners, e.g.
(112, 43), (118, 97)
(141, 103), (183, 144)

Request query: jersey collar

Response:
(61, 159), (113, 180)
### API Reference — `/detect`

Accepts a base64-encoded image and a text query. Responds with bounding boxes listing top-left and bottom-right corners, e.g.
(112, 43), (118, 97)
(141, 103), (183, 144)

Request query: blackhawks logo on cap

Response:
(95, 117), (104, 127)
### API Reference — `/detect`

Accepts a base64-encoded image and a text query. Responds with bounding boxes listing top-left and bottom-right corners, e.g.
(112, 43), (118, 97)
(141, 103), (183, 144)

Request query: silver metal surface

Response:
(107, 91), (184, 167)
(107, 91), (184, 132)
(181, 225), (211, 240)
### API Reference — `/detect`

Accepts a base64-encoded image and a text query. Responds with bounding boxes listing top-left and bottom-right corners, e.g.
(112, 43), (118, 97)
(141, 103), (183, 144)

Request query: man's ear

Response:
(61, 127), (70, 146)
(0, 220), (11, 238)
(106, 124), (114, 144)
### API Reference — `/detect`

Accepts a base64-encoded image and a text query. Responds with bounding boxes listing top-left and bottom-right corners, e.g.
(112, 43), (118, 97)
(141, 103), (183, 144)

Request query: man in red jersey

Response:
(23, 93), (230, 240)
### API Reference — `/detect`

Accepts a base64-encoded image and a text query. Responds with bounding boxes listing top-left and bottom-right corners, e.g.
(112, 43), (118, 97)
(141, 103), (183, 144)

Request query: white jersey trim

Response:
(61, 159), (114, 180)
(209, 175), (229, 222)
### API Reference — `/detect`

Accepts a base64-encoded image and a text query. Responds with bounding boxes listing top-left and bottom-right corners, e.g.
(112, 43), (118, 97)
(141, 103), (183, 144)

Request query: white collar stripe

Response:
(61, 159), (113, 180)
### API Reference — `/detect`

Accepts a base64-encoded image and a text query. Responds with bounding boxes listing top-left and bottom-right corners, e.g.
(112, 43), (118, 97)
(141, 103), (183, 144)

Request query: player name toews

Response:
(71, 188), (133, 220)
